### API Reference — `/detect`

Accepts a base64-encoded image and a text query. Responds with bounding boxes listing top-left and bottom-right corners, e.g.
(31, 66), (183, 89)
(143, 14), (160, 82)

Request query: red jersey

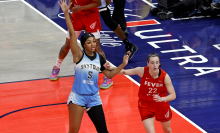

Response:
(71, 0), (99, 15)
(139, 66), (168, 101)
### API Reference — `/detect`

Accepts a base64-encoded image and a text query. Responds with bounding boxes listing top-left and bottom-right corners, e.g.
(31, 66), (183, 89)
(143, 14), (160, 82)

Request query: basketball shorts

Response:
(99, 0), (107, 8)
(71, 13), (102, 33)
(67, 91), (102, 108)
(66, 30), (100, 40)
(138, 98), (172, 122)
(66, 30), (82, 39)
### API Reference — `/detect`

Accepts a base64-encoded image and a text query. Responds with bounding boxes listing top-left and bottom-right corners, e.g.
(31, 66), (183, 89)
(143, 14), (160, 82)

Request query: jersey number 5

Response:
(88, 71), (93, 79)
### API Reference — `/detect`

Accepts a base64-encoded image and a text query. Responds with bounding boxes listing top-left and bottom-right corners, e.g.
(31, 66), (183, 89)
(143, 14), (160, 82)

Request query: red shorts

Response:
(138, 98), (172, 122)
(71, 12), (102, 33)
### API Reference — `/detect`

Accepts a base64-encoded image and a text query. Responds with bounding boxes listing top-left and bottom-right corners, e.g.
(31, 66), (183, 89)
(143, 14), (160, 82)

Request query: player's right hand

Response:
(122, 51), (130, 66)
(58, 0), (72, 14)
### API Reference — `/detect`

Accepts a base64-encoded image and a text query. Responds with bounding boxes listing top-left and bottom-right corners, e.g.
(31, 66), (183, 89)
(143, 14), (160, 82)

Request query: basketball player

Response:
(98, 0), (138, 89)
(58, 0), (130, 132)
(119, 53), (176, 133)
(50, 0), (108, 82)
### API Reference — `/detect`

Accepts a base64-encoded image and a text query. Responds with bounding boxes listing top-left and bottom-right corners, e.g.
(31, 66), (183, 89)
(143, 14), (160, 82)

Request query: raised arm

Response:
(71, 0), (101, 13)
(119, 67), (144, 77)
(58, 0), (82, 63)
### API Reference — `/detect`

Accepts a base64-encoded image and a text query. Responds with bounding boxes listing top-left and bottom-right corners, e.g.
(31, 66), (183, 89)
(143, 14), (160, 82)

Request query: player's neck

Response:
(149, 69), (159, 79)
(85, 50), (94, 57)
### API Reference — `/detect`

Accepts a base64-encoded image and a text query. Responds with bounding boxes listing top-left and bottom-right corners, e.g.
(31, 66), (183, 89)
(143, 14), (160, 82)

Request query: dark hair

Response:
(147, 53), (162, 67)
(80, 33), (95, 49)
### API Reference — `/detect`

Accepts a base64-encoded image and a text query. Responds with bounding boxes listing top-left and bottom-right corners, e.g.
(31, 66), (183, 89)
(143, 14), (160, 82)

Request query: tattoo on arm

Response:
(98, 49), (106, 60)
(95, 38), (107, 60)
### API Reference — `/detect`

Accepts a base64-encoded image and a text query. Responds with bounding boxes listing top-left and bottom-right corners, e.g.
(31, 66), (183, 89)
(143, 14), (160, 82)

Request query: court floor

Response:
(0, 0), (220, 132)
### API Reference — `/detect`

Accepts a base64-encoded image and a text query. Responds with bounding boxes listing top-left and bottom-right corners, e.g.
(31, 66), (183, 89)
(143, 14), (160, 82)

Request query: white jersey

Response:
(72, 52), (101, 95)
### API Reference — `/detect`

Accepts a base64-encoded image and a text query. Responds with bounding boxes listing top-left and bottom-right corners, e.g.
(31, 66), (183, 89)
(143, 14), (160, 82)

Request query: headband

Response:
(80, 33), (95, 46)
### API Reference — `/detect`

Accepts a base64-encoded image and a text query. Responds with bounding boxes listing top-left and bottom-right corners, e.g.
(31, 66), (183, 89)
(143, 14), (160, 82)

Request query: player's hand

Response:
(71, 5), (81, 13)
(153, 95), (162, 102)
(58, 0), (72, 13)
(122, 51), (130, 66)
(105, 0), (112, 5)
(103, 61), (111, 70)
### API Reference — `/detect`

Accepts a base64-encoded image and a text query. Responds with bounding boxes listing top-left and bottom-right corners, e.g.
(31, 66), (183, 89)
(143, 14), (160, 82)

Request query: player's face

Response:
(147, 57), (160, 72)
(84, 37), (96, 52)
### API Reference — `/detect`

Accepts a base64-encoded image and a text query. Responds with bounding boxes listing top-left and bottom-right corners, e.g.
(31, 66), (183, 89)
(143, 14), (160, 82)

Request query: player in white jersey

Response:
(58, 1), (130, 133)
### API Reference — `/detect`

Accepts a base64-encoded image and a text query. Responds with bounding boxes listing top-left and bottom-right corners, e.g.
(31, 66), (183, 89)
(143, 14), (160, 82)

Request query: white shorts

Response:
(99, 0), (107, 8)
(66, 30), (100, 40)
(66, 30), (83, 50)
(66, 30), (82, 39)
(67, 91), (102, 108)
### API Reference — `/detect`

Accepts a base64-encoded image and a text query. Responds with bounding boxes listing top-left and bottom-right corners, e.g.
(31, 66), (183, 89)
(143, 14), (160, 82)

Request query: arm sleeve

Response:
(99, 54), (106, 71)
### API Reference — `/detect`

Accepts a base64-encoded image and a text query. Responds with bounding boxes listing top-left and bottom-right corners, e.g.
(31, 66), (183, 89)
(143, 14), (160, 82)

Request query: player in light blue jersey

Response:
(58, 0), (130, 133)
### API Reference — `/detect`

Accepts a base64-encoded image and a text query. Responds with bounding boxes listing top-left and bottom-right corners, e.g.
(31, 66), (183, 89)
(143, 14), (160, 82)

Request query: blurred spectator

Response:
(151, 0), (203, 19)
(155, 0), (174, 20)
(199, 0), (220, 16)
(150, 0), (220, 19)
(211, 1), (220, 14)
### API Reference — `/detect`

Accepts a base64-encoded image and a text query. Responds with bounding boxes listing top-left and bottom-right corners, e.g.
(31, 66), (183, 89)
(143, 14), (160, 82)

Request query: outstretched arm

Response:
(102, 52), (130, 79)
(119, 67), (144, 78)
(58, 0), (82, 63)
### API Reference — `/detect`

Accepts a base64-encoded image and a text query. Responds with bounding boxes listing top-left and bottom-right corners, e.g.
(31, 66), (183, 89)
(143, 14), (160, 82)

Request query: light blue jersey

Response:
(72, 52), (101, 95)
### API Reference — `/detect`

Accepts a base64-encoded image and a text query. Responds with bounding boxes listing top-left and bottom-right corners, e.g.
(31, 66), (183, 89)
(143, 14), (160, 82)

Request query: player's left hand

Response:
(153, 95), (163, 102)
(103, 61), (111, 70)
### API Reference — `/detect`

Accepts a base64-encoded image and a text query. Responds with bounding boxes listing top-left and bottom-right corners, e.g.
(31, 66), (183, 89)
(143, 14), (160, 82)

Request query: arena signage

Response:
(133, 20), (220, 76)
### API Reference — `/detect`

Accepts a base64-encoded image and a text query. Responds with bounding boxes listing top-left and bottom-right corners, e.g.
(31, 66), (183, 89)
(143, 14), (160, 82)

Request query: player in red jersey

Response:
(50, 0), (106, 79)
(119, 53), (176, 133)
